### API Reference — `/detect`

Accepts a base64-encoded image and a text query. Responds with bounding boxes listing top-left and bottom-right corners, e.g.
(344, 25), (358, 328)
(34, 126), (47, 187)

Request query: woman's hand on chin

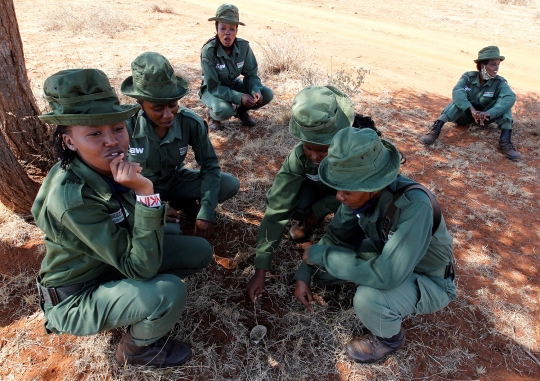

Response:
(110, 154), (154, 195)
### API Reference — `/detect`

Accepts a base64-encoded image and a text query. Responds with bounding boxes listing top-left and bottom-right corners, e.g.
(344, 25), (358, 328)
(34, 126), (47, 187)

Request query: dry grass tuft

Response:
(150, 4), (177, 14)
(258, 31), (307, 75)
(0, 203), (42, 247)
(495, 0), (529, 5)
(44, 5), (133, 37)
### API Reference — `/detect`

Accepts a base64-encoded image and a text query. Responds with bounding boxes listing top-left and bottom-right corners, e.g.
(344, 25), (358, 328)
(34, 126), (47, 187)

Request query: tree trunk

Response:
(0, 0), (52, 215)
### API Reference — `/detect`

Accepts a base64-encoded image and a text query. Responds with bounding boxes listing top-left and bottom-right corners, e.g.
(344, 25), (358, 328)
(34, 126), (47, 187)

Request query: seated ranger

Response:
(122, 52), (240, 239)
(247, 86), (354, 302)
(34, 69), (212, 367)
(295, 127), (456, 363)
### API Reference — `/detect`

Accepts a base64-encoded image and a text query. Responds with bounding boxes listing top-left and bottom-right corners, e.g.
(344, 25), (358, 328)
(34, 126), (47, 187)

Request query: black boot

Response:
(421, 120), (445, 145)
(236, 106), (256, 127)
(205, 109), (223, 131)
(499, 129), (521, 160)
(345, 327), (406, 364)
(115, 333), (191, 367)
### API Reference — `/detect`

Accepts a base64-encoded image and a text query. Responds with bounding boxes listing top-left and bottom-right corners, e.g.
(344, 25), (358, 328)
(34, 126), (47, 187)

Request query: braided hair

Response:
(476, 60), (489, 71)
(52, 125), (77, 170)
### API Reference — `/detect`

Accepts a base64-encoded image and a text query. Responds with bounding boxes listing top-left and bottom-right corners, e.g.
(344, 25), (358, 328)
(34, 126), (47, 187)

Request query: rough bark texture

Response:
(0, 0), (51, 215)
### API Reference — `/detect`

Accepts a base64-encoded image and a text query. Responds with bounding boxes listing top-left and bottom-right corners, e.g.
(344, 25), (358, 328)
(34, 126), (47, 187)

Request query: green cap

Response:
(289, 86), (355, 145)
(474, 46), (505, 63)
(39, 69), (139, 126)
(319, 128), (401, 192)
(208, 3), (245, 26)
(121, 52), (189, 104)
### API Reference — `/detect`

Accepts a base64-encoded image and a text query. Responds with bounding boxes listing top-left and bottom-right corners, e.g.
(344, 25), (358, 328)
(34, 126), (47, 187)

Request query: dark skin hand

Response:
(251, 92), (263, 106)
(246, 268), (266, 302)
(302, 244), (314, 265)
(165, 206), (180, 223)
(241, 94), (257, 108)
(295, 279), (314, 313)
(470, 106), (490, 126)
(304, 209), (319, 228)
(194, 219), (214, 239)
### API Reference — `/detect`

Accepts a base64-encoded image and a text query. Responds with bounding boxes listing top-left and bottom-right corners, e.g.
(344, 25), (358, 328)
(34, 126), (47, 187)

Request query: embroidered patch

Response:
(179, 146), (188, 156)
(202, 57), (209, 63)
(463, 86), (471, 92)
(483, 91), (494, 97)
(129, 146), (144, 155)
(237, 60), (244, 68)
(305, 173), (321, 181)
(216, 63), (226, 70)
(110, 209), (130, 224)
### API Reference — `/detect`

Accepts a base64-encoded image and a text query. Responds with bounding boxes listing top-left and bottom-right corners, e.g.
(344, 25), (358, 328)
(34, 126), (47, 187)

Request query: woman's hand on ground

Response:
(110, 154), (154, 195)
(165, 206), (179, 223)
(241, 94), (257, 108)
(294, 280), (314, 312)
(476, 111), (490, 125)
(247, 268), (266, 302)
(194, 219), (214, 239)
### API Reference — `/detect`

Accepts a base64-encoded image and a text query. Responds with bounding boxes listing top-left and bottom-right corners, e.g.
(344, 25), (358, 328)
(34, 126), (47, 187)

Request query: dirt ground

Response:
(1, 0), (540, 380)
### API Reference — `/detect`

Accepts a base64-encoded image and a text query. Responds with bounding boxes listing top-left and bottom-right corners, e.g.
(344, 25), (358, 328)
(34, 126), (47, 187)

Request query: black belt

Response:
(38, 279), (91, 306)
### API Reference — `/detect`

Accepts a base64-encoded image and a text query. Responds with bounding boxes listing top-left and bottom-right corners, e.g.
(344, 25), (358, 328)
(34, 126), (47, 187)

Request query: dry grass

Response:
(257, 31), (307, 75)
(0, 203), (42, 247)
(149, 4), (177, 15)
(2, 60), (540, 380)
(44, 5), (133, 37)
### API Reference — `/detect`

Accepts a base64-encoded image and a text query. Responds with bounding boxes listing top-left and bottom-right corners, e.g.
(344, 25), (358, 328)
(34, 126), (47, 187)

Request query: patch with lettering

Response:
(237, 60), (244, 68)
(305, 173), (321, 181)
(110, 209), (130, 224)
(202, 57), (209, 63)
(129, 146), (144, 155)
(216, 63), (226, 70)
(179, 146), (188, 156)
(463, 86), (471, 92)
(483, 91), (494, 97)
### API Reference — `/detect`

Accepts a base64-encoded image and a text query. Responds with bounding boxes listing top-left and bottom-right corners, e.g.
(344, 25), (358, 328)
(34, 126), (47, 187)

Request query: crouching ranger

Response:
(294, 128), (456, 363)
(34, 69), (213, 367)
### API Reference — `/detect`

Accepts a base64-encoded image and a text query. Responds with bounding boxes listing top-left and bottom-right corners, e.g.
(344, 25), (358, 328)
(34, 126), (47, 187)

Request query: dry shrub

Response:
(301, 66), (369, 95)
(258, 31), (306, 74)
(0, 202), (42, 247)
(44, 5), (131, 37)
(150, 4), (177, 14)
(495, 0), (529, 4)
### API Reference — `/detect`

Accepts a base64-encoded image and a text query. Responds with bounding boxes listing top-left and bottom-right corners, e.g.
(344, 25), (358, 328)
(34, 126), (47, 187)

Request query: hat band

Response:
(293, 112), (337, 131)
(46, 89), (117, 105)
(133, 74), (177, 88)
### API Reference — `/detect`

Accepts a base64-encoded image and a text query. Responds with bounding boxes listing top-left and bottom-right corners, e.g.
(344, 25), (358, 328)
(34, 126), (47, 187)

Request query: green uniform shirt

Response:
(33, 158), (167, 288)
(452, 71), (516, 119)
(125, 108), (222, 222)
(295, 175), (454, 287)
(255, 143), (340, 270)
(199, 37), (263, 105)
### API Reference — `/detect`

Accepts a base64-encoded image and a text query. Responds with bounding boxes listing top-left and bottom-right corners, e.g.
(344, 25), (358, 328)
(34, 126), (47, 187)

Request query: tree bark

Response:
(0, 0), (52, 215)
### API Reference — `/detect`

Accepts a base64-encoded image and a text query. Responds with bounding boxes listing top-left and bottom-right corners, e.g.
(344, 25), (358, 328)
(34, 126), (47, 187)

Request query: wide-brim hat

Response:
(474, 45), (505, 63)
(121, 52), (189, 104)
(208, 3), (245, 26)
(319, 127), (401, 192)
(289, 86), (355, 145)
(39, 69), (139, 126)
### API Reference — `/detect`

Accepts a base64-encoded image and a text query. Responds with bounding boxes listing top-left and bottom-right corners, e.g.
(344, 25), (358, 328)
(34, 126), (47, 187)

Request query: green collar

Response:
(69, 158), (113, 201)
(216, 40), (240, 59)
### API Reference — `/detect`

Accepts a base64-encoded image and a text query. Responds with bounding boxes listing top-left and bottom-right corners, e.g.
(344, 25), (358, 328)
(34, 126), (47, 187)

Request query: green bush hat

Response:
(289, 85), (355, 145)
(208, 4), (245, 26)
(474, 46), (505, 63)
(121, 52), (189, 105)
(39, 69), (139, 126)
(319, 127), (401, 192)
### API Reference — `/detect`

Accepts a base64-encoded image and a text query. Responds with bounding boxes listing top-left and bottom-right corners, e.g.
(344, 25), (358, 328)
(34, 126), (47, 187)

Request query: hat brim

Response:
(319, 140), (401, 192)
(474, 55), (505, 63)
(208, 17), (245, 26)
(120, 75), (189, 104)
(289, 86), (355, 145)
(39, 104), (140, 127)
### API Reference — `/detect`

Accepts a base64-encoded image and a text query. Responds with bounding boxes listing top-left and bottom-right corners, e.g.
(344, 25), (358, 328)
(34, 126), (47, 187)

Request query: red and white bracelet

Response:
(136, 194), (161, 208)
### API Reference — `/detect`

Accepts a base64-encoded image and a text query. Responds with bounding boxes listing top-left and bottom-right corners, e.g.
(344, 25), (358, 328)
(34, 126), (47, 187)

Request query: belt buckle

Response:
(47, 287), (60, 305)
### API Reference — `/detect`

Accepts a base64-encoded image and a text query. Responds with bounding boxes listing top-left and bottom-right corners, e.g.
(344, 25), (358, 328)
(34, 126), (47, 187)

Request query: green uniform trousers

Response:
(155, 168), (240, 207)
(42, 234), (213, 346)
(292, 182), (337, 221)
(311, 239), (455, 338)
(201, 79), (274, 121)
(440, 102), (513, 129)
